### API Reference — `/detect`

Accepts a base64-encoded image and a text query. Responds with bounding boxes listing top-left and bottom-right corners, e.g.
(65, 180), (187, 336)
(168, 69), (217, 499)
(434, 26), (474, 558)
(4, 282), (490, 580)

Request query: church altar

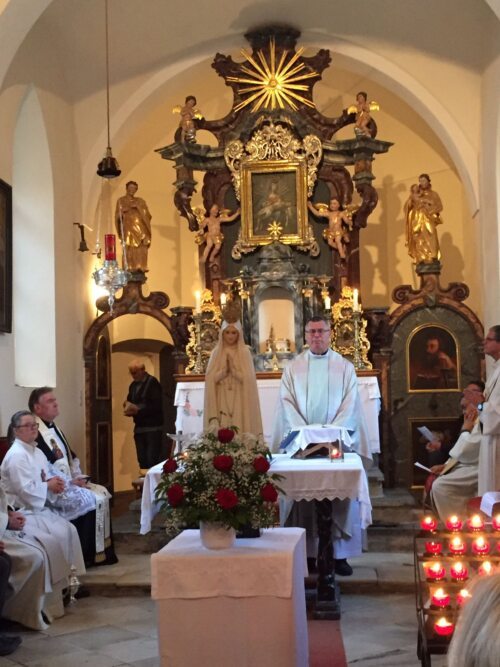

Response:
(174, 373), (381, 452)
(151, 528), (309, 666)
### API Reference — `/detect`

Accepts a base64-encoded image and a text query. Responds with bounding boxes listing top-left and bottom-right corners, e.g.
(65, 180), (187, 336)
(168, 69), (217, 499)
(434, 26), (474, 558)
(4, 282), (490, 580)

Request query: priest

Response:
(477, 326), (500, 493)
(29, 387), (117, 567)
(272, 316), (372, 576)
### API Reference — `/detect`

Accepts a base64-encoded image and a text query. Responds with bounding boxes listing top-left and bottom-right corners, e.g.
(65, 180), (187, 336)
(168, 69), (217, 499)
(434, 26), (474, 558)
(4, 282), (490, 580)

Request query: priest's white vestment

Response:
(431, 424), (480, 519)
(272, 348), (372, 559)
(0, 439), (85, 578)
(479, 358), (500, 494)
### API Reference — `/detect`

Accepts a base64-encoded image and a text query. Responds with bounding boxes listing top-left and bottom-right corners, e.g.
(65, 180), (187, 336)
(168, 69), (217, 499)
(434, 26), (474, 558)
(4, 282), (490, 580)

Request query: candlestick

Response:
(421, 515), (438, 532)
(104, 233), (116, 261)
(434, 617), (454, 637)
(431, 588), (450, 609)
(445, 515), (463, 531)
(467, 514), (484, 531)
(448, 536), (467, 556)
(425, 541), (442, 556)
(425, 562), (445, 581)
(472, 536), (490, 556)
(450, 561), (468, 581)
(353, 288), (359, 312)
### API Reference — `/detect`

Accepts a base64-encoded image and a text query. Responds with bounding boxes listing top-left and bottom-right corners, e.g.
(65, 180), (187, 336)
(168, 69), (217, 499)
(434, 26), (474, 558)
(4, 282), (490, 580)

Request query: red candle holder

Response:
(448, 536), (467, 556)
(478, 561), (494, 576)
(445, 515), (463, 531)
(450, 561), (468, 581)
(472, 536), (490, 556)
(421, 515), (438, 532)
(425, 562), (446, 581)
(425, 541), (442, 556)
(104, 234), (117, 261)
(492, 514), (500, 531)
(456, 588), (471, 606)
(467, 514), (484, 532)
(431, 588), (450, 608)
(434, 617), (454, 637)
(329, 446), (343, 460)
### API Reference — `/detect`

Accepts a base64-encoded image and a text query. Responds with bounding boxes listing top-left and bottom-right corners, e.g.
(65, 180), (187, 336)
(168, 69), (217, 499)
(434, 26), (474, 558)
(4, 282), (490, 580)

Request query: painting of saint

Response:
(408, 325), (459, 391)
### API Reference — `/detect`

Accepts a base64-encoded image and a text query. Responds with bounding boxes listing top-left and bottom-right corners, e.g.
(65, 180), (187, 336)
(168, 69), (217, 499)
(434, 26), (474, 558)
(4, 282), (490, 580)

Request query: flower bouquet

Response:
(155, 427), (284, 538)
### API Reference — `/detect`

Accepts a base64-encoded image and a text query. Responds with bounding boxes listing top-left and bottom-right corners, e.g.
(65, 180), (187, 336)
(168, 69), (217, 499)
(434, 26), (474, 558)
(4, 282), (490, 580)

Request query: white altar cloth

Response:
(174, 374), (381, 452)
(151, 528), (309, 667)
(271, 453), (372, 529)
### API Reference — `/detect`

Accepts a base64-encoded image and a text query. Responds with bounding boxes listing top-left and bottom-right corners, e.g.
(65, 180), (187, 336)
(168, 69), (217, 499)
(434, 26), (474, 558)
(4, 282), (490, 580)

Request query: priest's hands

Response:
(47, 476), (66, 494)
(7, 511), (25, 531)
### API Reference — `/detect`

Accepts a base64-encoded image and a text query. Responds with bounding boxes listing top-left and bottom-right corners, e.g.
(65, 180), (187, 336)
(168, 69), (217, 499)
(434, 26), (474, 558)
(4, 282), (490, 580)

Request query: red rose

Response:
(253, 456), (270, 473)
(217, 428), (235, 444)
(167, 483), (184, 507)
(260, 482), (278, 503)
(163, 458), (178, 474)
(215, 488), (238, 509)
(213, 454), (234, 472)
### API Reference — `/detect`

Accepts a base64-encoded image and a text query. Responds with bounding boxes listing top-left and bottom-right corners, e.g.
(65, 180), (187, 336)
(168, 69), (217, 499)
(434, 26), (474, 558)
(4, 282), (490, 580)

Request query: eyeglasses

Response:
(305, 328), (330, 335)
(16, 422), (39, 429)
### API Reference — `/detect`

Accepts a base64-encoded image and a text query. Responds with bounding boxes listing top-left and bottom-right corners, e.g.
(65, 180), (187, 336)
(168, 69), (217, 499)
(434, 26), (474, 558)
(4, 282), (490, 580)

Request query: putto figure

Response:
(115, 181), (152, 272)
(198, 204), (240, 264)
(405, 174), (443, 264)
(173, 95), (203, 144)
(308, 198), (350, 259)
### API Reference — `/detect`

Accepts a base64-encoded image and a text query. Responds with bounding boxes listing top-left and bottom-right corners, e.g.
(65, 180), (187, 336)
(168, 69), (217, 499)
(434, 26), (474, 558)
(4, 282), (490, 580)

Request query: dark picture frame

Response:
(240, 159), (308, 245)
(0, 179), (12, 333)
(407, 324), (460, 392)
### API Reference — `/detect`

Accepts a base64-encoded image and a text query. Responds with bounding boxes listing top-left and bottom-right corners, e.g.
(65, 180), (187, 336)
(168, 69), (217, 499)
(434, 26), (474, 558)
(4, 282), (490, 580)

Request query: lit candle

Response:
(324, 295), (331, 310)
(456, 588), (471, 606)
(445, 515), (463, 531)
(330, 446), (342, 461)
(353, 288), (359, 311)
(467, 514), (484, 531)
(220, 292), (227, 307)
(104, 234), (116, 261)
(431, 588), (450, 609)
(425, 562), (446, 581)
(472, 536), (490, 556)
(478, 561), (494, 576)
(425, 541), (442, 556)
(421, 515), (438, 532)
(194, 290), (201, 313)
(492, 514), (500, 531)
(450, 561), (468, 581)
(434, 617), (454, 637)
(448, 536), (467, 556)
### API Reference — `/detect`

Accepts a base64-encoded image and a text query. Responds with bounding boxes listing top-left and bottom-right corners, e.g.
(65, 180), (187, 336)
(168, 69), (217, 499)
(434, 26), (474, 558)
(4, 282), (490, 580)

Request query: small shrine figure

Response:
(197, 204), (240, 264)
(115, 180), (152, 272)
(347, 91), (379, 138)
(308, 198), (351, 259)
(173, 95), (203, 143)
(404, 173), (443, 265)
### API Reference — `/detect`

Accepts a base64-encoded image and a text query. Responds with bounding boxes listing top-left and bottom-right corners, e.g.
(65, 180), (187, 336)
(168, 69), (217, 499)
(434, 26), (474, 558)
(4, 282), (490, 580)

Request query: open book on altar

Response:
(278, 424), (354, 457)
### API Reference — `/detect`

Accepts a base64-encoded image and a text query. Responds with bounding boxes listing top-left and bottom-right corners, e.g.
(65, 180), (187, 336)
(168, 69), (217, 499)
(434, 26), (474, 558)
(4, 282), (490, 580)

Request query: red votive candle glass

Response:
(425, 562), (446, 581)
(445, 515), (463, 531)
(425, 541), (442, 556)
(448, 536), (467, 556)
(478, 561), (494, 576)
(492, 514), (500, 531)
(472, 536), (490, 556)
(104, 234), (116, 261)
(450, 561), (468, 581)
(421, 515), (438, 532)
(467, 514), (484, 532)
(434, 617), (454, 637)
(431, 588), (450, 608)
(456, 588), (471, 606)
(330, 446), (342, 460)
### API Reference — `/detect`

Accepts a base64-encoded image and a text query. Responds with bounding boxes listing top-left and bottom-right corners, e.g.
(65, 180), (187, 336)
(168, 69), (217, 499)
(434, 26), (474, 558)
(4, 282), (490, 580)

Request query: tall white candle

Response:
(324, 296), (331, 310)
(220, 292), (227, 306)
(353, 288), (359, 312)
(194, 290), (201, 313)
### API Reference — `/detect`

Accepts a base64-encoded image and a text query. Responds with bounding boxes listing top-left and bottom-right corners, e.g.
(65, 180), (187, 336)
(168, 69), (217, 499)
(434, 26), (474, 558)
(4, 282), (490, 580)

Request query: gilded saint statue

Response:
(115, 181), (152, 272)
(405, 173), (443, 265)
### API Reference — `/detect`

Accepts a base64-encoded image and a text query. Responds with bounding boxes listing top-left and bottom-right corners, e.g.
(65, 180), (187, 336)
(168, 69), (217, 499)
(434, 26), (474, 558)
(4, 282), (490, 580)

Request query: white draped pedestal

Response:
(174, 373), (381, 453)
(151, 528), (309, 667)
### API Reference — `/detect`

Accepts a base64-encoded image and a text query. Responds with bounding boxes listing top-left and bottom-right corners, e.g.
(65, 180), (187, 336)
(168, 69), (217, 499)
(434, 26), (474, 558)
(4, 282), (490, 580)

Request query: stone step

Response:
(367, 524), (417, 552)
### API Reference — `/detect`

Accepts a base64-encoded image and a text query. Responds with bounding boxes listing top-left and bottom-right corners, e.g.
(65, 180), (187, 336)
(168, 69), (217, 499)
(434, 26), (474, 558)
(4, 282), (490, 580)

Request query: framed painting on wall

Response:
(240, 159), (308, 245)
(0, 179), (12, 333)
(407, 324), (460, 392)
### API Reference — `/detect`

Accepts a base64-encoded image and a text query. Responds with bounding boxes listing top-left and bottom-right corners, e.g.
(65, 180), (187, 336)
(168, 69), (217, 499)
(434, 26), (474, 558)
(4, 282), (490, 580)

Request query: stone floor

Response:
(0, 551), (448, 667)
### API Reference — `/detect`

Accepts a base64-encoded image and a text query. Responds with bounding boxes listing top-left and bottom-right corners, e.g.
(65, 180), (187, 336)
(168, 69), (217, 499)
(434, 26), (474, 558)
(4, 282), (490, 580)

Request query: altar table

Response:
(174, 374), (381, 452)
(151, 528), (309, 667)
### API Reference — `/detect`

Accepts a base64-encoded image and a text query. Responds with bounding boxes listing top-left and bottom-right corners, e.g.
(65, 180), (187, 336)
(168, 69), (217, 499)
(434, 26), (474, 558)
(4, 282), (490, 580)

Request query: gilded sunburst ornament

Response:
(268, 221), (283, 240)
(227, 38), (318, 113)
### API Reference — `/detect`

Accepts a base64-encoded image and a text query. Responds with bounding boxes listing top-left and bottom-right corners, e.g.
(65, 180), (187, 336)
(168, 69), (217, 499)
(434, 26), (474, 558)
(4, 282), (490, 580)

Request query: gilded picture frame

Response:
(0, 179), (12, 333)
(240, 160), (308, 245)
(406, 323), (460, 393)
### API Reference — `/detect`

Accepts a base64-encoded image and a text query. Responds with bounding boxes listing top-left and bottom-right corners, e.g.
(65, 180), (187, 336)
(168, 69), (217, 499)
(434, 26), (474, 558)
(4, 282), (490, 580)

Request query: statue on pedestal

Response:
(405, 174), (443, 265)
(115, 181), (152, 273)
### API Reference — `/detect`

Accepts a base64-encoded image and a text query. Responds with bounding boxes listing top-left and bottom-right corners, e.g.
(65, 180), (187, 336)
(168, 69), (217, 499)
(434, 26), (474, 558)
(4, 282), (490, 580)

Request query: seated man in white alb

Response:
(430, 381), (484, 520)
(0, 486), (65, 631)
(29, 387), (116, 567)
(1, 411), (85, 611)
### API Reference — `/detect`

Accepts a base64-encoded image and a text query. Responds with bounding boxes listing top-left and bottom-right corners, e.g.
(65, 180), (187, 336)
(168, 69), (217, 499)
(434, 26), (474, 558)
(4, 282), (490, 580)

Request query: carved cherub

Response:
(195, 204), (240, 264)
(173, 95), (203, 143)
(308, 198), (351, 259)
(347, 91), (379, 138)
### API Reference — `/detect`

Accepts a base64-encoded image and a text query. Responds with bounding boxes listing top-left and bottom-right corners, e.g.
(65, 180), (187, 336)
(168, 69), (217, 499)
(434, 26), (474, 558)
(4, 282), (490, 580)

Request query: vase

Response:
(199, 522), (236, 550)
